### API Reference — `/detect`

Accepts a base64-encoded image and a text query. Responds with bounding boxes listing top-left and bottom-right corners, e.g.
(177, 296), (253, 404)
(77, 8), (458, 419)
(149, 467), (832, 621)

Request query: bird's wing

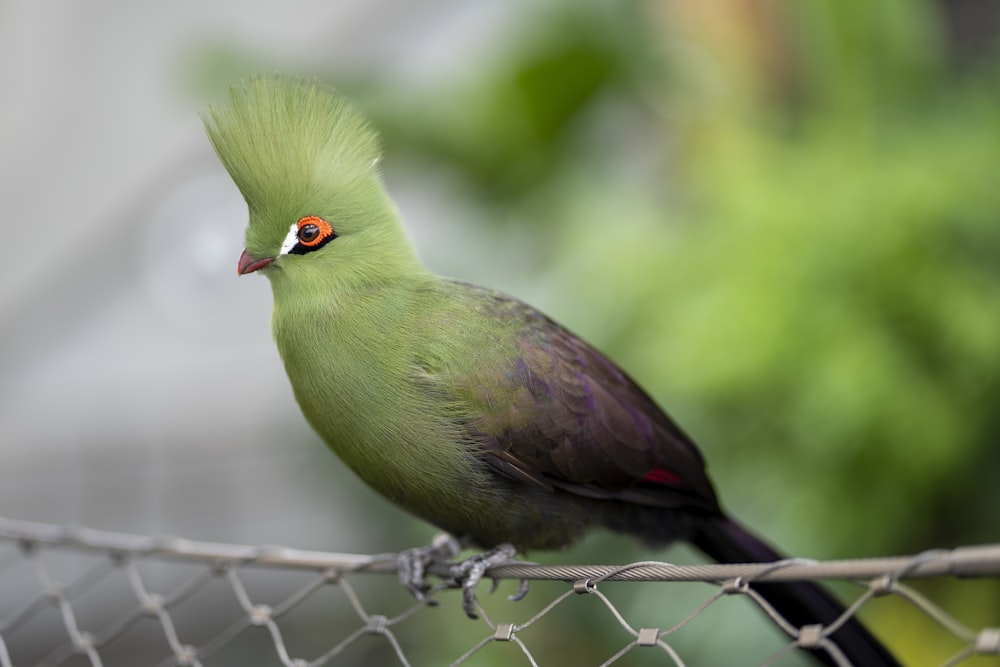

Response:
(448, 283), (720, 513)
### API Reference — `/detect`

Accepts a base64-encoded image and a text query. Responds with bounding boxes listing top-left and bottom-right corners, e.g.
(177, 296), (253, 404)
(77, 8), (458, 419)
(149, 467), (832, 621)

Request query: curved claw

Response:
(508, 578), (530, 602)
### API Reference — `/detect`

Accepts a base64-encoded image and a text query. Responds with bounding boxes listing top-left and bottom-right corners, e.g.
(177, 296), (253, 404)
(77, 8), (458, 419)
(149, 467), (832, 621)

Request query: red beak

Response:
(237, 249), (274, 275)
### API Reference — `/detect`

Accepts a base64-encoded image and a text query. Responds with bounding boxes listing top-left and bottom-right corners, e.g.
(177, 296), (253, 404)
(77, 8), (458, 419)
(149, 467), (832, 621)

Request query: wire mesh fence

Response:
(0, 516), (997, 667)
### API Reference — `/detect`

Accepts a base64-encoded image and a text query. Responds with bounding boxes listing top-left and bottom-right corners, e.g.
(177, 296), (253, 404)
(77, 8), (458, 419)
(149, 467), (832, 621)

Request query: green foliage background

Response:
(198, 0), (1000, 664)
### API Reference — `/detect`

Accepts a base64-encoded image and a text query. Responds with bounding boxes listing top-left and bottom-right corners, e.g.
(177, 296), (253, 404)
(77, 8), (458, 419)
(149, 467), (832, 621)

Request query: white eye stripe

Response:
(278, 222), (299, 256)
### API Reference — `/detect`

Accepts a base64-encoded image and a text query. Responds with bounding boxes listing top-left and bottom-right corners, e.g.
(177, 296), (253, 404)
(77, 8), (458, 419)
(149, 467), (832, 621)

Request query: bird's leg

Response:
(397, 532), (462, 605)
(445, 542), (519, 619)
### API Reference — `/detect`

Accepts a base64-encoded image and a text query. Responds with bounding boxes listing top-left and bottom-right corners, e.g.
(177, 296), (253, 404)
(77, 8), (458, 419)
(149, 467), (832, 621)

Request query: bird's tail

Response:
(692, 517), (899, 667)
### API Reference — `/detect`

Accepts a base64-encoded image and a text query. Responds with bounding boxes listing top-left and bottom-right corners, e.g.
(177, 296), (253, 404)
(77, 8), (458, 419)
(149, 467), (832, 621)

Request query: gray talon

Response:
(397, 533), (461, 605)
(446, 543), (517, 618)
(398, 540), (524, 618)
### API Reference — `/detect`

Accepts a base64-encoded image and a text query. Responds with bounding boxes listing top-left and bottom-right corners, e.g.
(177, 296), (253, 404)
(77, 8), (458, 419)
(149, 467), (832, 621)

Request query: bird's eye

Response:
(280, 216), (337, 257)
(295, 216), (335, 248)
(299, 223), (320, 243)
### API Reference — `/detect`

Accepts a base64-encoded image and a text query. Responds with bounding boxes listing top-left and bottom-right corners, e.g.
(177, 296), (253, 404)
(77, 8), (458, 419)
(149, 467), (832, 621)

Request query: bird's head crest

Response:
(203, 74), (384, 261)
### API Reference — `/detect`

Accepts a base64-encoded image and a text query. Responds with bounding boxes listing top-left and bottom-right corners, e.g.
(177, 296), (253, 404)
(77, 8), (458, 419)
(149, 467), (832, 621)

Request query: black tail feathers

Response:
(693, 517), (899, 667)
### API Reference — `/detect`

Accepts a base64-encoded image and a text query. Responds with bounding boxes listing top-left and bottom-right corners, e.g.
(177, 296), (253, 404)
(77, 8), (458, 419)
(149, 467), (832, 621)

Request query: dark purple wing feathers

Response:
(467, 286), (720, 514)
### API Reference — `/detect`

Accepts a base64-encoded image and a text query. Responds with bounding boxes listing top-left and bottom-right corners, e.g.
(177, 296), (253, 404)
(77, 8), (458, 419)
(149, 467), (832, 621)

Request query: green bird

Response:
(204, 74), (898, 667)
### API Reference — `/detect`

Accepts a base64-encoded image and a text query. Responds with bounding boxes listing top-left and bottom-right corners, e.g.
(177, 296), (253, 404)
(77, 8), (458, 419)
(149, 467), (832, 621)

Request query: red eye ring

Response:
(296, 216), (334, 247)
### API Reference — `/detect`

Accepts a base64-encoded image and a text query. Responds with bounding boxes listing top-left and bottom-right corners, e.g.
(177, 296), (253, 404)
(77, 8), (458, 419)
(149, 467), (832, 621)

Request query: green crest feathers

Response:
(203, 74), (381, 215)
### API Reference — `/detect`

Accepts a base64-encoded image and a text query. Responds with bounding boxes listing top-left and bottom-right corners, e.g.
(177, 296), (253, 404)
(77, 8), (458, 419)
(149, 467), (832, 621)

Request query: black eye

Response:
(298, 223), (320, 244)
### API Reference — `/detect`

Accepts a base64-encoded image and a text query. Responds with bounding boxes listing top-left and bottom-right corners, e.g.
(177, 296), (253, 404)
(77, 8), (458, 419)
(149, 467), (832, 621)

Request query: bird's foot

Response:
(398, 538), (527, 618)
(445, 543), (520, 619)
(397, 533), (461, 606)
